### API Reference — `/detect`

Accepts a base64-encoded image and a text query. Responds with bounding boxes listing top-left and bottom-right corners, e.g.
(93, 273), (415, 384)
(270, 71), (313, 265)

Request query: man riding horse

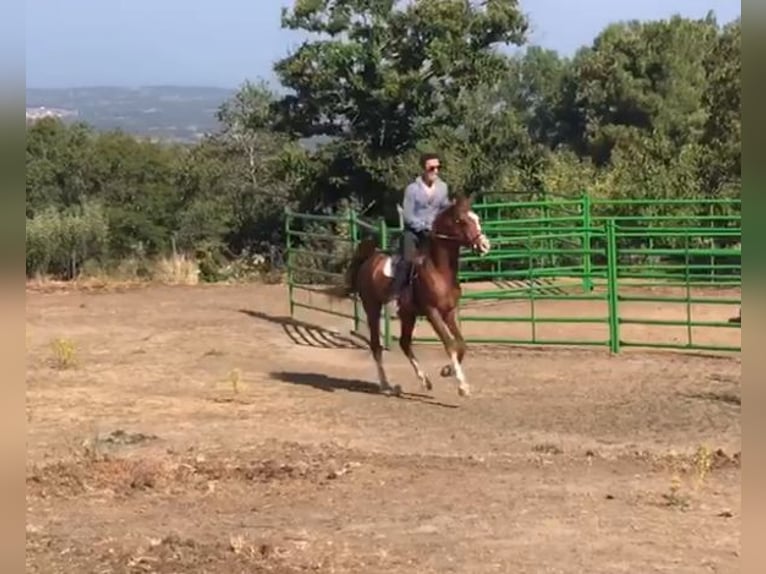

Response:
(335, 151), (490, 397)
(388, 152), (451, 308)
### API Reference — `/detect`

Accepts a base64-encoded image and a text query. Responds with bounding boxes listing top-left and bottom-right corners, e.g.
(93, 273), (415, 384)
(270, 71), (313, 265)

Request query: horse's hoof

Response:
(440, 365), (454, 378)
(421, 377), (433, 391)
(380, 384), (402, 397)
(457, 384), (471, 397)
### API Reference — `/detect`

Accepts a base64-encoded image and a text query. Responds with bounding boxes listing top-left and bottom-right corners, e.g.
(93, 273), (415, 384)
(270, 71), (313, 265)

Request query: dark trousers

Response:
(401, 228), (422, 263)
(391, 228), (424, 294)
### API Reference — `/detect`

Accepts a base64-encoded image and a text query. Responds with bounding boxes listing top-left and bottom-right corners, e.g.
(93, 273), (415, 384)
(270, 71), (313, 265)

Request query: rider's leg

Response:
(389, 229), (417, 298)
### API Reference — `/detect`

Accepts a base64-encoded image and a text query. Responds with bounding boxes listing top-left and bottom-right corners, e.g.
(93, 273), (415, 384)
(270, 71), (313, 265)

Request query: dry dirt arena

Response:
(26, 282), (741, 573)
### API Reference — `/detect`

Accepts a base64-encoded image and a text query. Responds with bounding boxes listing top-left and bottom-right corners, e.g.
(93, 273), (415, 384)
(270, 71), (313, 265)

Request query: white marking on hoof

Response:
(449, 351), (470, 397)
(408, 356), (433, 391)
(416, 371), (433, 391)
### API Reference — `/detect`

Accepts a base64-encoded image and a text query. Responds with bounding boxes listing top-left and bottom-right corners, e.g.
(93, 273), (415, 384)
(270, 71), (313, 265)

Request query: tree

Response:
(217, 79), (281, 190)
(562, 14), (720, 165)
(85, 129), (185, 257)
(700, 17), (740, 197)
(272, 0), (529, 213)
(26, 118), (94, 216)
(501, 46), (571, 149)
(176, 80), (313, 256)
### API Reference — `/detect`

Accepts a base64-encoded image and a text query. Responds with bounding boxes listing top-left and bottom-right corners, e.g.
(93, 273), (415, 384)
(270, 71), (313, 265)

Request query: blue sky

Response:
(25, 0), (741, 89)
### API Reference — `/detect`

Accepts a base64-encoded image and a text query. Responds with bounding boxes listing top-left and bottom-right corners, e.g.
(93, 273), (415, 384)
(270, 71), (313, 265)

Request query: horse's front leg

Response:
(444, 307), (467, 361)
(425, 307), (470, 397)
(439, 308), (469, 395)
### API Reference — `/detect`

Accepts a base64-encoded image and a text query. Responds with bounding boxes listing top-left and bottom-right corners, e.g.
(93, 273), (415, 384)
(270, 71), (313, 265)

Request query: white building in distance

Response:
(26, 107), (79, 122)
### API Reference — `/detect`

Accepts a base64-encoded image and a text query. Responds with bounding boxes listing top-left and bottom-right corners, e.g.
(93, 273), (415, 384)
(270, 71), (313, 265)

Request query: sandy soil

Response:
(26, 282), (741, 573)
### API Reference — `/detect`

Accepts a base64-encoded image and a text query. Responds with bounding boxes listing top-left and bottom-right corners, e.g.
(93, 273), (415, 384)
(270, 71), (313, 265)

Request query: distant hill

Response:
(26, 86), (236, 143)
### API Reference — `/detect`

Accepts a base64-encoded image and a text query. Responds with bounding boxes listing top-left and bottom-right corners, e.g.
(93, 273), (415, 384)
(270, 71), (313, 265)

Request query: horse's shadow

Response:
(268, 370), (459, 409)
(238, 309), (367, 350)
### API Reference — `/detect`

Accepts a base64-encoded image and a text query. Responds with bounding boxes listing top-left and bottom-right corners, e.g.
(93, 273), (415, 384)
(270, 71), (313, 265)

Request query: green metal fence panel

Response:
(587, 198), (740, 352)
(285, 206), (393, 345)
(285, 195), (741, 355)
(425, 195), (610, 349)
(284, 207), (358, 326)
(412, 222), (612, 348)
(472, 196), (589, 285)
(608, 223), (740, 353)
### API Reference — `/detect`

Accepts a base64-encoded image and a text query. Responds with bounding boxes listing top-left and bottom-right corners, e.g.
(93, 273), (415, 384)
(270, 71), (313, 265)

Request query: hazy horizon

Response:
(26, 0), (740, 90)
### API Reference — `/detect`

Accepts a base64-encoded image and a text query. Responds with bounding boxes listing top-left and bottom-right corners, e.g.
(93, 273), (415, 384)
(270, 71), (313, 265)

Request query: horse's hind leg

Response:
(399, 310), (433, 391)
(365, 301), (399, 396)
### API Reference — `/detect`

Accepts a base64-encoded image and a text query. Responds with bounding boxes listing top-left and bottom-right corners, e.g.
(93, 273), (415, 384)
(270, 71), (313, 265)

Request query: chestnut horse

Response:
(340, 194), (491, 397)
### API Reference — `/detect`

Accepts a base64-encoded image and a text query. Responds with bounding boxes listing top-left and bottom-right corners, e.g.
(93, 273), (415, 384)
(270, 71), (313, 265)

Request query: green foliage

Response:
(26, 200), (109, 278)
(24, 4), (740, 281)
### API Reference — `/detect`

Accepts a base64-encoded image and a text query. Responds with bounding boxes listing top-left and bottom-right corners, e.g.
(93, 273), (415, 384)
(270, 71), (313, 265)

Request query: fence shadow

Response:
(268, 370), (458, 409)
(238, 309), (367, 350)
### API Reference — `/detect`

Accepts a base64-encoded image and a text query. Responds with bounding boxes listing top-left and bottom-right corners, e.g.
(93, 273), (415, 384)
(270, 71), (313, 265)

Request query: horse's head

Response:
(432, 194), (491, 256)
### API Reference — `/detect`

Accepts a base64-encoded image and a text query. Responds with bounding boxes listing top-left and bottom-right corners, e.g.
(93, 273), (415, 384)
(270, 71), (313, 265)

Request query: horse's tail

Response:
(346, 238), (378, 294)
(323, 238), (378, 299)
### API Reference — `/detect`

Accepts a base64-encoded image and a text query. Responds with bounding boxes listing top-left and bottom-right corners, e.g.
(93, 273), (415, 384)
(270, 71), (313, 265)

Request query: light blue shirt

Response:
(402, 176), (450, 233)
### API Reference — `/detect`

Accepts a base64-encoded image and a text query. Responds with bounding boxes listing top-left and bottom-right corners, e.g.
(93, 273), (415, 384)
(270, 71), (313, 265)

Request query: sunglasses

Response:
(425, 164), (441, 172)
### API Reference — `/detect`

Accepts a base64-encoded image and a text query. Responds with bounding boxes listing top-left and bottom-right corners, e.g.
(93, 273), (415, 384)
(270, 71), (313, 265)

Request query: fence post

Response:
(606, 219), (620, 354)
(285, 206), (294, 318)
(379, 217), (392, 350)
(581, 191), (593, 292)
(349, 208), (360, 333)
(540, 188), (553, 269)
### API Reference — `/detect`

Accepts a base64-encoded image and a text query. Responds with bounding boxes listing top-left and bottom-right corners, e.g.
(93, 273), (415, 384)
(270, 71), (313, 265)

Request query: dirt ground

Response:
(26, 282), (741, 573)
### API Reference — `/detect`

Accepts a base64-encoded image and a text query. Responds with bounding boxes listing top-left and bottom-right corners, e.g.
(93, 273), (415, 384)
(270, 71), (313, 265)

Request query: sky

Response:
(25, 0), (741, 89)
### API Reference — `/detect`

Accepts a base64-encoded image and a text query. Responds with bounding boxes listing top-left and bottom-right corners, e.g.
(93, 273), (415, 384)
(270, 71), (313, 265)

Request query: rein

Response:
(430, 230), (483, 246)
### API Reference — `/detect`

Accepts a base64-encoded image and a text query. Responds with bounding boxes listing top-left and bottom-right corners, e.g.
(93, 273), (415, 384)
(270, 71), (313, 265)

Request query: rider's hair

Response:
(419, 152), (440, 167)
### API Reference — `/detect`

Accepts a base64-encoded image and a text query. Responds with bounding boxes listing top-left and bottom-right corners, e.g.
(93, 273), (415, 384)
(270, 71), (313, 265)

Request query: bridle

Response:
(429, 228), (485, 251)
(425, 204), (487, 252)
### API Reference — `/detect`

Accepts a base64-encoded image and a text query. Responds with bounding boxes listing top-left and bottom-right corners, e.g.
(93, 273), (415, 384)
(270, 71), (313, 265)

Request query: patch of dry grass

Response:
(50, 337), (77, 369)
(152, 253), (200, 285)
(25, 253), (200, 292)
